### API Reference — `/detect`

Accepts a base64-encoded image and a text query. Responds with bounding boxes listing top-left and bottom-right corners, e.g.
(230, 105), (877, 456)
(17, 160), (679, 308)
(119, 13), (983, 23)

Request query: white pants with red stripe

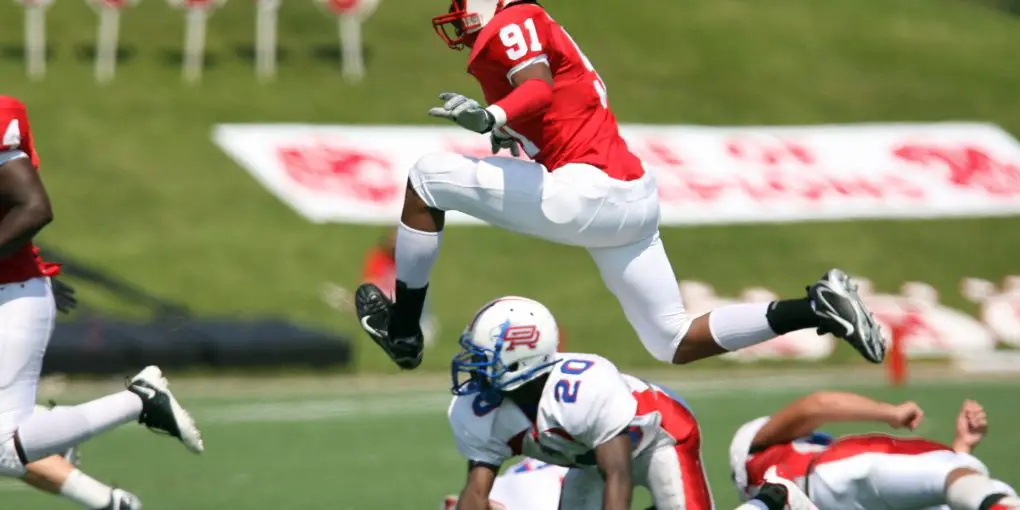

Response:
(0, 277), (55, 475)
(809, 450), (1015, 510)
(559, 443), (714, 510)
(410, 153), (691, 362)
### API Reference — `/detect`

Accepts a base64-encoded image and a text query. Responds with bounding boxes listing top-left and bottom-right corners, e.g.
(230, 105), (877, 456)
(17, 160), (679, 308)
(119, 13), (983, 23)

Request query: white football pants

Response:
(0, 277), (55, 476)
(810, 450), (1016, 510)
(409, 153), (691, 362)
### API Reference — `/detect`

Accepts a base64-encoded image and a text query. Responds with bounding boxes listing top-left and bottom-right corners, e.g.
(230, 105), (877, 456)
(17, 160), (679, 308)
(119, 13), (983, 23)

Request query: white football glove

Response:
(490, 128), (520, 157)
(428, 92), (497, 134)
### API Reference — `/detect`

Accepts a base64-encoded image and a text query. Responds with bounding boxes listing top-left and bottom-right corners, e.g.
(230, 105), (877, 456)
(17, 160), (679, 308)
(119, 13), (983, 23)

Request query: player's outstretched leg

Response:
(679, 268), (884, 364)
(20, 404), (143, 510)
(12, 366), (203, 471)
(590, 235), (885, 365)
(23, 454), (142, 510)
(356, 166), (449, 370)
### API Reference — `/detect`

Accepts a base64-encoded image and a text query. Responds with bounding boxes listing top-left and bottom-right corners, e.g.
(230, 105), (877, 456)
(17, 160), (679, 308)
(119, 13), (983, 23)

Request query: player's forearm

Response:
(488, 79), (553, 128)
(602, 469), (633, 510)
(756, 392), (895, 448)
(805, 392), (899, 425)
(0, 203), (51, 259)
(455, 487), (490, 510)
(951, 438), (973, 454)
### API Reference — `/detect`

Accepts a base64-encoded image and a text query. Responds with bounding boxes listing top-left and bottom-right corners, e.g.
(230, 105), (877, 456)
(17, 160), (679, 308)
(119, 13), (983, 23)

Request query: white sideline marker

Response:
(91, 0), (136, 84)
(255, 0), (280, 81)
(316, 0), (380, 83)
(169, 0), (225, 84)
(20, 0), (52, 81)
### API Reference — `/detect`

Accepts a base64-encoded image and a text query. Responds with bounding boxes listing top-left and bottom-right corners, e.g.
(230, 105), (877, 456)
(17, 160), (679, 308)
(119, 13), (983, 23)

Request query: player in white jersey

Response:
(728, 391), (1019, 510)
(445, 295), (818, 510)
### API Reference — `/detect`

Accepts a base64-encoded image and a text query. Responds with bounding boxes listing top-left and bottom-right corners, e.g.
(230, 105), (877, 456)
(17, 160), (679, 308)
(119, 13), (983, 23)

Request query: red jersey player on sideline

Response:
(729, 391), (1019, 510)
(353, 0), (886, 372)
(0, 96), (204, 510)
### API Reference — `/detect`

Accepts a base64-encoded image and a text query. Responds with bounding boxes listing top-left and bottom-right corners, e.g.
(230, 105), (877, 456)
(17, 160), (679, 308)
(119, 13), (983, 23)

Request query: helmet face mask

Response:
(450, 297), (560, 397)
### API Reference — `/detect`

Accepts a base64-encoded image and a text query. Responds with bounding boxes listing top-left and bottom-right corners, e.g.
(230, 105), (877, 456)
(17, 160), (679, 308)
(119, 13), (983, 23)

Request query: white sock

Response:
(60, 469), (113, 509)
(395, 222), (442, 289)
(18, 391), (142, 462)
(947, 473), (1008, 510)
(708, 302), (778, 351)
(735, 500), (770, 510)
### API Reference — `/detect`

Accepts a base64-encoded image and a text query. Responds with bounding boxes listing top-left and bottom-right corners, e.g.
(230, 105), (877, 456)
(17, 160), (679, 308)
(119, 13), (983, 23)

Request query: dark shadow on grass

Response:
(158, 48), (221, 68)
(964, 0), (1020, 16)
(0, 44), (55, 62)
(75, 43), (138, 63)
(233, 44), (292, 64)
(310, 43), (373, 70)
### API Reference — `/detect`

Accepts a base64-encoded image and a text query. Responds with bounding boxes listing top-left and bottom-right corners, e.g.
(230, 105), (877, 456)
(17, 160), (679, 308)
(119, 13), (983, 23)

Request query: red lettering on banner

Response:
(277, 141), (401, 203)
(632, 140), (685, 167)
(893, 144), (1020, 196)
(726, 137), (815, 166)
(655, 170), (926, 204)
(503, 325), (541, 351)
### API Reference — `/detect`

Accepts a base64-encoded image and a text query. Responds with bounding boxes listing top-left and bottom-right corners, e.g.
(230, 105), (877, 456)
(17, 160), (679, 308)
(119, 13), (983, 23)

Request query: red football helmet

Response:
(432, 0), (505, 50)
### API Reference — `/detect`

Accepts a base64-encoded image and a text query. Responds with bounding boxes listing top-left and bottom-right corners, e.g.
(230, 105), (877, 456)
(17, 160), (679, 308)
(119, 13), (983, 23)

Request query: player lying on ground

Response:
(0, 96), (204, 510)
(728, 391), (1019, 510)
(440, 457), (818, 510)
(354, 0), (885, 372)
(447, 295), (820, 510)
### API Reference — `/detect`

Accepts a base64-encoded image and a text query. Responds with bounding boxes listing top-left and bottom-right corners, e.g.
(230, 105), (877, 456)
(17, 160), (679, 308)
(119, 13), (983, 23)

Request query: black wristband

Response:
(481, 109), (495, 134)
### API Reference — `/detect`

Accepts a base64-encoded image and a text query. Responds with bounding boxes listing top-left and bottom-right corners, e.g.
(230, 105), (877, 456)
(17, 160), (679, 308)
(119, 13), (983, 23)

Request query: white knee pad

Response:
(991, 479), (1018, 498)
(0, 436), (26, 477)
(947, 473), (1008, 510)
(408, 152), (476, 210)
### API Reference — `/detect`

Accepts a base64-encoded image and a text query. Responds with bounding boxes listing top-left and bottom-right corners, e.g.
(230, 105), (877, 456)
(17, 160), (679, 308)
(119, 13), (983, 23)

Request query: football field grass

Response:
(0, 0), (1018, 371)
(5, 370), (1018, 509)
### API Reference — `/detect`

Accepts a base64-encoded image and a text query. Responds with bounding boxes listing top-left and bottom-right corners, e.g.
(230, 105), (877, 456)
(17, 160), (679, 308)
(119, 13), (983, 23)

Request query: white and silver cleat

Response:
(104, 488), (142, 510)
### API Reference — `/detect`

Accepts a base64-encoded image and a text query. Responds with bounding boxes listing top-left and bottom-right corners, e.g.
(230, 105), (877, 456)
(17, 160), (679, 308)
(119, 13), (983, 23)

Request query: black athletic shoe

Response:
(754, 481), (791, 510)
(808, 269), (886, 364)
(126, 366), (204, 454)
(355, 283), (424, 370)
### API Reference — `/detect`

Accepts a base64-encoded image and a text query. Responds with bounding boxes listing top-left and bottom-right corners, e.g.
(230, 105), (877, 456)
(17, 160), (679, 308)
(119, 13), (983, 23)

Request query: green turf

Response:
(4, 376), (1018, 509)
(0, 0), (1018, 371)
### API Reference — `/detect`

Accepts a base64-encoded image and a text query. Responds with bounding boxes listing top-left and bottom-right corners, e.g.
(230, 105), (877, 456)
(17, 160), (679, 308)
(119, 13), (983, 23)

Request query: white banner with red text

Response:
(212, 122), (1020, 225)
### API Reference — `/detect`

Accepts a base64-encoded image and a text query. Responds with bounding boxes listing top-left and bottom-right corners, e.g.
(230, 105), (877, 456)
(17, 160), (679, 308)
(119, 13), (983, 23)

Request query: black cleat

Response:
(355, 283), (424, 370)
(808, 269), (886, 364)
(126, 366), (204, 454)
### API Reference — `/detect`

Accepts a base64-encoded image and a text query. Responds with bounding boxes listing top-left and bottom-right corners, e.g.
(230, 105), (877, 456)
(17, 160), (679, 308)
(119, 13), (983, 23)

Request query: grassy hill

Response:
(1, 0), (1018, 371)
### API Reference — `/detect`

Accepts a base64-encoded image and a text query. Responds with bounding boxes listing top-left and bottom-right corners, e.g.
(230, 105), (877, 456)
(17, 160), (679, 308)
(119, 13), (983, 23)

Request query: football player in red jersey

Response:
(729, 391), (1019, 510)
(0, 96), (204, 509)
(353, 0), (886, 371)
